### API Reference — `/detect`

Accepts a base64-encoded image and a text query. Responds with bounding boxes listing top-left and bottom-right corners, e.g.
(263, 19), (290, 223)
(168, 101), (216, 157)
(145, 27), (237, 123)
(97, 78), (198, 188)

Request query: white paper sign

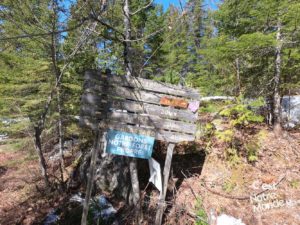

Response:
(148, 158), (162, 193)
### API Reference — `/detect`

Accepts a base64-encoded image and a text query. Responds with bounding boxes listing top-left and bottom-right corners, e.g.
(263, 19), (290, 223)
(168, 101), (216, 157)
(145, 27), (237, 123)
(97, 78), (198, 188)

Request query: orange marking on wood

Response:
(159, 97), (188, 108)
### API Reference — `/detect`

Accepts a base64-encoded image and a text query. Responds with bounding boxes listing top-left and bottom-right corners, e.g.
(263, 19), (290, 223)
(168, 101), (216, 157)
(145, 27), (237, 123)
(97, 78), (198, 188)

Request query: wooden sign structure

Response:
(79, 70), (200, 225)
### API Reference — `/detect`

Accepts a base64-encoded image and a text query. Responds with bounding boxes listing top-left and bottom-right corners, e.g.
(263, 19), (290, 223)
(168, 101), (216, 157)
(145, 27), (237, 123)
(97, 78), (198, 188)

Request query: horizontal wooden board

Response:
(84, 70), (200, 100)
(80, 117), (195, 142)
(82, 85), (200, 114)
(99, 121), (195, 143)
(83, 83), (168, 105)
(80, 99), (197, 122)
(79, 109), (196, 135)
(107, 111), (196, 134)
(108, 100), (198, 122)
(79, 116), (99, 130)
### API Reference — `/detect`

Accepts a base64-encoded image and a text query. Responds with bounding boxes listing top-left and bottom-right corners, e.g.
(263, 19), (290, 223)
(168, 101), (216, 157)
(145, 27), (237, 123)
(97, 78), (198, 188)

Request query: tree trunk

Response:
(34, 126), (50, 187)
(235, 57), (241, 96)
(273, 21), (283, 136)
(50, 1), (65, 183)
(129, 158), (141, 222)
(123, 0), (134, 76)
(155, 143), (175, 225)
(57, 87), (65, 183)
(81, 130), (102, 225)
(123, 0), (141, 220)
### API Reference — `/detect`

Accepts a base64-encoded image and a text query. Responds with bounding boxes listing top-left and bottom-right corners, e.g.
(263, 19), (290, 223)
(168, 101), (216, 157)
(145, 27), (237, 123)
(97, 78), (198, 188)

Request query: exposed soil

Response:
(164, 130), (300, 225)
(0, 142), (65, 225)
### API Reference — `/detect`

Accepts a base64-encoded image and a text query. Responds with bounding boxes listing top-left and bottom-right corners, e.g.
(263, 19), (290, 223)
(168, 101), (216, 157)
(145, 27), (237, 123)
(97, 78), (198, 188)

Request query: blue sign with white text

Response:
(105, 130), (155, 159)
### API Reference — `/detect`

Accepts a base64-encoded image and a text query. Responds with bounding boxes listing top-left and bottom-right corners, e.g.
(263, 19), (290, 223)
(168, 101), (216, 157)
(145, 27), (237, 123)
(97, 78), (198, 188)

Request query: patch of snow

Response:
(217, 214), (246, 225)
(0, 134), (8, 141)
(282, 96), (300, 128)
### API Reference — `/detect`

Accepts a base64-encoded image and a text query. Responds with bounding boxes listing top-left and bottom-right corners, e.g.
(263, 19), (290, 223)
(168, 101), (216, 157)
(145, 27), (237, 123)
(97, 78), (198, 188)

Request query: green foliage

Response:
(245, 130), (267, 162)
(224, 147), (240, 167)
(289, 179), (300, 189)
(200, 101), (224, 113)
(204, 97), (265, 165)
(219, 97), (264, 127)
(195, 197), (209, 225)
(216, 129), (234, 143)
(222, 179), (236, 193)
(245, 141), (259, 162)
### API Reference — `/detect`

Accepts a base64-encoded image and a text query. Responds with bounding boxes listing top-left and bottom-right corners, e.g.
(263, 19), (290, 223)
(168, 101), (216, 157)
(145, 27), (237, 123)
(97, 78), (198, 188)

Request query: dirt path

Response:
(0, 141), (47, 225)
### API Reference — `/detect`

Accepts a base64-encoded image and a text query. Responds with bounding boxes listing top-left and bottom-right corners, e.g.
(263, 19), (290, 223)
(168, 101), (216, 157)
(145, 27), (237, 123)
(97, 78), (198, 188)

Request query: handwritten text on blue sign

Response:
(106, 130), (155, 159)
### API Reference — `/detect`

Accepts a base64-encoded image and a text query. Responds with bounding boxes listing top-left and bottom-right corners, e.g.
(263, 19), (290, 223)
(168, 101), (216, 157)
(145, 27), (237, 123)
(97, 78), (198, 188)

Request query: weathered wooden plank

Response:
(84, 70), (200, 99)
(80, 105), (102, 118)
(108, 100), (198, 122)
(81, 111), (197, 134)
(99, 121), (195, 143)
(155, 143), (175, 225)
(79, 116), (100, 130)
(106, 111), (197, 134)
(84, 84), (165, 105)
(81, 93), (102, 105)
(82, 86), (199, 117)
(81, 99), (197, 122)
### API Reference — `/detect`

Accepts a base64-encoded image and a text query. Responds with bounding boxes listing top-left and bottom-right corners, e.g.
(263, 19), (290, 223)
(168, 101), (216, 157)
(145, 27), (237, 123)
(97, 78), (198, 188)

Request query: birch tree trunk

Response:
(273, 21), (283, 136)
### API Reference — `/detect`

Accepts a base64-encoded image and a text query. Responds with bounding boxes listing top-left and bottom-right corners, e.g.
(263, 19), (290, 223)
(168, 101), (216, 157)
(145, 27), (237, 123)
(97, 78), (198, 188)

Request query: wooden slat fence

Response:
(79, 70), (200, 143)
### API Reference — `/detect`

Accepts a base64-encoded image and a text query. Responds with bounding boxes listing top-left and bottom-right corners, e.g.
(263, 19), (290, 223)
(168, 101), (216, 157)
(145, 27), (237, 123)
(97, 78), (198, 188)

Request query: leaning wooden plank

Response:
(80, 105), (102, 118)
(84, 71), (200, 99)
(81, 130), (102, 225)
(99, 121), (156, 137)
(109, 100), (198, 122)
(81, 93), (102, 105)
(100, 121), (195, 143)
(83, 85), (198, 111)
(156, 130), (195, 142)
(82, 98), (197, 122)
(84, 84), (164, 105)
(105, 111), (197, 134)
(155, 143), (175, 225)
(79, 116), (99, 130)
(200, 96), (235, 101)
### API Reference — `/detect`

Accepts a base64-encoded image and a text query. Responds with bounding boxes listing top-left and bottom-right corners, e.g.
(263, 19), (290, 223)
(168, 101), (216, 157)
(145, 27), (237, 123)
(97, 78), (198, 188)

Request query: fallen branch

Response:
(200, 96), (235, 101)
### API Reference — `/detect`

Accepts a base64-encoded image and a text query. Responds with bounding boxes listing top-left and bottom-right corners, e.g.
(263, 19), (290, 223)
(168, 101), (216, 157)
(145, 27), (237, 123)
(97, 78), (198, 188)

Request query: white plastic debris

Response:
(70, 193), (85, 203)
(148, 158), (162, 193)
(217, 214), (246, 225)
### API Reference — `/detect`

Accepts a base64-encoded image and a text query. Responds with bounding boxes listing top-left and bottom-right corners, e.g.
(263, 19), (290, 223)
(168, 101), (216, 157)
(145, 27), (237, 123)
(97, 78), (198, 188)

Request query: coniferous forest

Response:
(0, 1), (300, 225)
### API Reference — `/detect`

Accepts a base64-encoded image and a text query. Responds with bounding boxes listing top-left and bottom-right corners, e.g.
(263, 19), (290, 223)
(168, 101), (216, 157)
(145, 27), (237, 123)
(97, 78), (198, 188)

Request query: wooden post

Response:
(129, 157), (141, 223)
(155, 143), (175, 225)
(81, 130), (102, 225)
